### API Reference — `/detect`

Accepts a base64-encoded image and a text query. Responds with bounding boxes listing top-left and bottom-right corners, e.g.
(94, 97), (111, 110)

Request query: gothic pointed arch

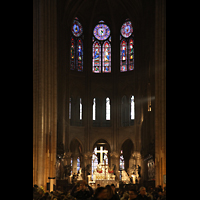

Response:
(121, 139), (134, 171)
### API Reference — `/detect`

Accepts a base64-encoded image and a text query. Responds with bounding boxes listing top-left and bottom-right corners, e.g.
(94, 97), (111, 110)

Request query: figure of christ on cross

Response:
(94, 146), (108, 164)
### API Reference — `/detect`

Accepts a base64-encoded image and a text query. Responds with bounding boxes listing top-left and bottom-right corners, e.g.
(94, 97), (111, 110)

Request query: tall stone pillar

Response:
(83, 152), (93, 182)
(154, 0), (166, 188)
(65, 151), (72, 166)
(33, 0), (57, 191)
(131, 151), (142, 184)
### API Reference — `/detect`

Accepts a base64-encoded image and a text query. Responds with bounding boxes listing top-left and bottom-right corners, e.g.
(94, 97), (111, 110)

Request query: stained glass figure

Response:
(72, 19), (83, 37)
(70, 37), (75, 70)
(77, 39), (83, 71)
(121, 21), (133, 38)
(128, 38), (134, 71)
(102, 41), (111, 73)
(93, 41), (101, 73)
(93, 24), (110, 41)
(120, 40), (127, 72)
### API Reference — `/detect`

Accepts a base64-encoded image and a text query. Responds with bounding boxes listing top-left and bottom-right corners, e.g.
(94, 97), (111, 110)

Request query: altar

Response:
(88, 146), (117, 188)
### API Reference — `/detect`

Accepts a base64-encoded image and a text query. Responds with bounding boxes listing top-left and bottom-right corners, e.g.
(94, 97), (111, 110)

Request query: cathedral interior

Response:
(33, 0), (166, 191)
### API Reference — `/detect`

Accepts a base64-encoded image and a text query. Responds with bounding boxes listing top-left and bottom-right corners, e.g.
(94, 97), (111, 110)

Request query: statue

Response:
(77, 167), (83, 180)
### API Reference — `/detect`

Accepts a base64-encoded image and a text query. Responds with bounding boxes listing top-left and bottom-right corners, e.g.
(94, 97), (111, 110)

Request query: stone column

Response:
(33, 0), (57, 191)
(154, 0), (166, 188)
(110, 151), (119, 178)
(65, 151), (72, 166)
(83, 152), (93, 182)
(131, 151), (142, 184)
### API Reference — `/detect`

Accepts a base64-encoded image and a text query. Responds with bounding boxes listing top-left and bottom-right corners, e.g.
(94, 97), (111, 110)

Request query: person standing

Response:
(106, 185), (119, 200)
(92, 187), (107, 200)
(111, 184), (120, 200)
(137, 187), (149, 200)
(71, 180), (93, 200)
(128, 189), (138, 200)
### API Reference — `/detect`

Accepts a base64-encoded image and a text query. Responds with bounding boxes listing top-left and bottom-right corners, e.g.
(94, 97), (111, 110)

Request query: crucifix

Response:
(94, 146), (108, 164)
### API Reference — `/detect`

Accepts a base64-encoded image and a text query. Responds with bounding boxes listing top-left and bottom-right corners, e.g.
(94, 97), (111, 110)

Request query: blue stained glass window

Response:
(93, 41), (101, 73)
(102, 41), (111, 73)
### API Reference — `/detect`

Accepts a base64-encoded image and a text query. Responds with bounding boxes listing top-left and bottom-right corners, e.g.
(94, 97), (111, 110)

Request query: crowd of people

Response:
(33, 180), (166, 200)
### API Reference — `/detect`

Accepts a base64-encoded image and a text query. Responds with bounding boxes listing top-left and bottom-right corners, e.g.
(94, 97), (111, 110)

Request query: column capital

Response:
(132, 151), (142, 160)
(65, 151), (72, 158)
(110, 151), (119, 158)
(84, 151), (93, 159)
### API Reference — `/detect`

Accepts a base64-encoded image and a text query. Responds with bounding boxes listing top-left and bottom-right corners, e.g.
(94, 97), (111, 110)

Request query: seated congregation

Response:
(33, 180), (166, 200)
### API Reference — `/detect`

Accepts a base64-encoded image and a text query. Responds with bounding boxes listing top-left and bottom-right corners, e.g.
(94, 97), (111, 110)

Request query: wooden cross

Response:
(94, 146), (108, 164)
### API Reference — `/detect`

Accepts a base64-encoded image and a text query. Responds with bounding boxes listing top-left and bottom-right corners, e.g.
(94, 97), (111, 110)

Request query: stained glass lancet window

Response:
(70, 17), (83, 72)
(70, 37), (75, 70)
(120, 20), (134, 72)
(93, 20), (111, 73)
(103, 41), (111, 73)
(120, 40), (127, 72)
(129, 39), (134, 70)
(93, 41), (101, 73)
(77, 39), (83, 71)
